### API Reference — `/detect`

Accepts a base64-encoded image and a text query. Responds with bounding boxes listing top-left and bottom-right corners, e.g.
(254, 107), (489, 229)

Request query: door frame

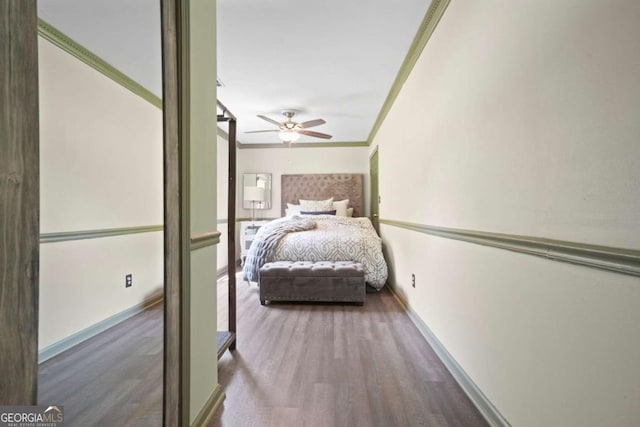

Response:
(369, 145), (380, 235)
(161, 0), (190, 425)
(0, 0), (40, 405)
(0, 1), (190, 422)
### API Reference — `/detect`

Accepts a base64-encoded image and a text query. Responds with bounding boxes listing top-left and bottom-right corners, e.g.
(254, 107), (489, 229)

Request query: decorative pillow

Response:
(347, 207), (354, 217)
(286, 203), (301, 216)
(299, 197), (334, 212)
(301, 210), (337, 216)
(332, 199), (349, 217)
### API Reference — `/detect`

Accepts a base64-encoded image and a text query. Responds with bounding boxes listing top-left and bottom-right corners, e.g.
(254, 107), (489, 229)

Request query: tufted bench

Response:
(259, 261), (365, 305)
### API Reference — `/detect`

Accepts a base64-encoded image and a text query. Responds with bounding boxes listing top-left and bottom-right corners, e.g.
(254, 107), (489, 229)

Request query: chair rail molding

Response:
(40, 225), (164, 244)
(190, 231), (222, 250)
(380, 219), (640, 277)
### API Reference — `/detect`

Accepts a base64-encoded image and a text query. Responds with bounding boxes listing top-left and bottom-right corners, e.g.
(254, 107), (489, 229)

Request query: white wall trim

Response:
(38, 294), (163, 363)
(217, 265), (229, 278)
(190, 384), (225, 427)
(40, 225), (163, 244)
(387, 285), (511, 427)
(380, 219), (640, 277)
(237, 141), (368, 149)
(190, 230), (222, 250)
(37, 19), (162, 109)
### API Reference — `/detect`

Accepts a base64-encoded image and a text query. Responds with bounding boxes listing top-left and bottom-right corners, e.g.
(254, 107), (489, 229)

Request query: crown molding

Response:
(237, 141), (369, 149)
(366, 0), (450, 145)
(37, 19), (162, 110)
(216, 125), (367, 149)
(38, 6), (452, 151)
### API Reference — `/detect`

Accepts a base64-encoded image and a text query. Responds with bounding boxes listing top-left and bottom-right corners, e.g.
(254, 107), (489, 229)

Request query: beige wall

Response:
(372, 0), (640, 426)
(237, 146), (370, 219)
(188, 0), (220, 422)
(236, 145), (370, 261)
(38, 37), (163, 349)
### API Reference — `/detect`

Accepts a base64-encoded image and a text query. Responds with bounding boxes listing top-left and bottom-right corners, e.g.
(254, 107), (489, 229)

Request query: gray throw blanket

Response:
(242, 217), (316, 283)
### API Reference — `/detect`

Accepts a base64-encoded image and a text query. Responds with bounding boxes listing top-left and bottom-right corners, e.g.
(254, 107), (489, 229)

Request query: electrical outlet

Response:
(125, 274), (132, 288)
(411, 273), (416, 288)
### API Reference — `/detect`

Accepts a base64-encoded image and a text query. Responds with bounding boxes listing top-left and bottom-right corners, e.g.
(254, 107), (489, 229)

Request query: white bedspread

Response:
(268, 215), (388, 289)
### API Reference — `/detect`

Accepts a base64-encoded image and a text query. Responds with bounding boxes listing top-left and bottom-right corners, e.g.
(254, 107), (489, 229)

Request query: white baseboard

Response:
(217, 265), (229, 278)
(387, 285), (511, 427)
(38, 293), (164, 363)
(191, 384), (225, 427)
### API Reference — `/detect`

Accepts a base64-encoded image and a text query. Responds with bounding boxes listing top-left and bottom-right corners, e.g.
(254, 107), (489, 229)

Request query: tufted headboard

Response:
(281, 174), (364, 217)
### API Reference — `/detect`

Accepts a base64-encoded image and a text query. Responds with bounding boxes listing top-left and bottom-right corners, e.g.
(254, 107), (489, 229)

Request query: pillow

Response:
(332, 199), (349, 217)
(286, 203), (301, 216)
(347, 207), (354, 217)
(299, 197), (334, 212)
(301, 210), (336, 216)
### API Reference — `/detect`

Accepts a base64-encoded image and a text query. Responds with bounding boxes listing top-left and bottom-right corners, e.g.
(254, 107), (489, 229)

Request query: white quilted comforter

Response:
(266, 215), (388, 290)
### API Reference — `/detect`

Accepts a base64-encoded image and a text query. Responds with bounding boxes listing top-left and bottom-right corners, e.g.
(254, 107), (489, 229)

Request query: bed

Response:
(242, 173), (388, 290)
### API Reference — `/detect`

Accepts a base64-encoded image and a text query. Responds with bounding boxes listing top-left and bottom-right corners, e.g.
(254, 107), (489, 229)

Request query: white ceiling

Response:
(218, 0), (431, 144)
(38, 0), (163, 98)
(38, 0), (432, 145)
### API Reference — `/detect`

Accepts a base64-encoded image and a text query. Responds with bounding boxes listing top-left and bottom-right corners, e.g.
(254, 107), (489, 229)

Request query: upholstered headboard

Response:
(281, 174), (364, 217)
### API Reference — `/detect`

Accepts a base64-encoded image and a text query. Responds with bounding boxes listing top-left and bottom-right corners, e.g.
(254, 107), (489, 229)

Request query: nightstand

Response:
(240, 220), (270, 266)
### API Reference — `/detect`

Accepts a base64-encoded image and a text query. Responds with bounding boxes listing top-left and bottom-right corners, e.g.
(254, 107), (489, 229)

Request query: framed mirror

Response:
(243, 173), (272, 209)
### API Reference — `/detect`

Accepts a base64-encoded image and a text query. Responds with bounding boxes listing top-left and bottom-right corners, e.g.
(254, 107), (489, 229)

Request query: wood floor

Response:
(212, 275), (488, 427)
(37, 303), (163, 427)
(38, 273), (487, 426)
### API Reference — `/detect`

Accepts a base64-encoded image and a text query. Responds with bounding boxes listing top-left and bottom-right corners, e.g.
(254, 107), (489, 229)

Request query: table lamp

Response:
(244, 186), (265, 222)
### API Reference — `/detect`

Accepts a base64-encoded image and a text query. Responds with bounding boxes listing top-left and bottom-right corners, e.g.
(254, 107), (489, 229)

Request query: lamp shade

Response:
(244, 186), (265, 202)
(279, 130), (301, 143)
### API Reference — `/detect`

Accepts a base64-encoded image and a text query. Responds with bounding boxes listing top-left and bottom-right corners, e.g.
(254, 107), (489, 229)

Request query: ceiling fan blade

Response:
(257, 115), (283, 128)
(297, 130), (332, 139)
(299, 119), (326, 129)
(244, 129), (280, 134)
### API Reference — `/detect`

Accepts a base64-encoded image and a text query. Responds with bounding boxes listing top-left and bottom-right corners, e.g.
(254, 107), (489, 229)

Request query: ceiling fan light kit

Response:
(279, 130), (301, 142)
(245, 110), (332, 143)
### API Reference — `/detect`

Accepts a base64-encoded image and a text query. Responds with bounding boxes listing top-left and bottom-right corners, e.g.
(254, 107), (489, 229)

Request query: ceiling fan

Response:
(245, 110), (332, 143)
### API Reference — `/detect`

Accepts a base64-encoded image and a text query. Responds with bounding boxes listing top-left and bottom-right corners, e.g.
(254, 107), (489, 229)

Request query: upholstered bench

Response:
(259, 261), (365, 305)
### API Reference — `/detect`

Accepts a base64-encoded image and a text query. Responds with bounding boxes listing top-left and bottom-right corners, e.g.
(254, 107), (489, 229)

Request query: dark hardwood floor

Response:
(38, 273), (487, 426)
(37, 302), (163, 427)
(212, 274), (488, 427)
